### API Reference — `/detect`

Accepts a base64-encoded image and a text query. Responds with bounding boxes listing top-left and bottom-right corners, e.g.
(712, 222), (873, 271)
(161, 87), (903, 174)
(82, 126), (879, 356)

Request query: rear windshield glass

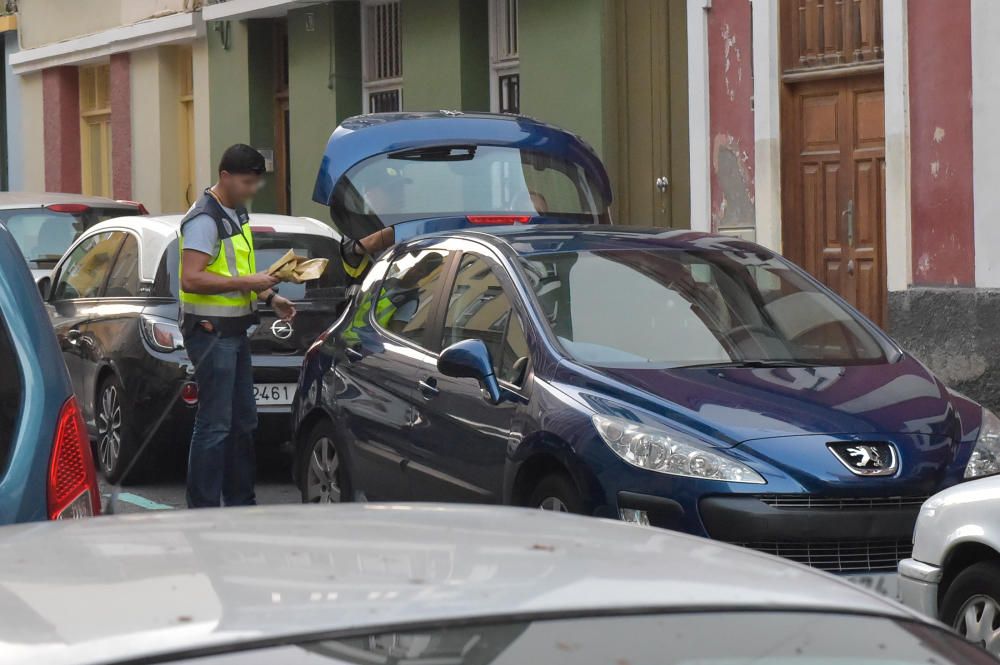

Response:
(331, 145), (609, 237)
(520, 248), (887, 367)
(1, 207), (137, 269)
(0, 312), (21, 476)
(167, 612), (994, 665)
(155, 232), (342, 301)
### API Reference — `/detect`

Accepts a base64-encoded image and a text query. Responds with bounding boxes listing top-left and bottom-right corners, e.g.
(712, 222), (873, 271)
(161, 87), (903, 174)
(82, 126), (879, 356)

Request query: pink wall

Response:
(110, 53), (132, 200)
(706, 0), (755, 231)
(42, 66), (81, 194)
(908, 0), (974, 286)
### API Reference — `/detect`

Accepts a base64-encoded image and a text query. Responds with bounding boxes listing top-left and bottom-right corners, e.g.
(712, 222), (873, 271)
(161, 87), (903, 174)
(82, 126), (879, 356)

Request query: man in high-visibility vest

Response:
(179, 144), (295, 509)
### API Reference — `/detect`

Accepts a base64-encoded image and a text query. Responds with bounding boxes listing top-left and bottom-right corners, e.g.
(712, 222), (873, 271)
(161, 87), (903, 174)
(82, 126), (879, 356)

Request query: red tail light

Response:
(116, 200), (150, 215)
(466, 215), (532, 225)
(180, 382), (199, 406)
(46, 203), (91, 214)
(250, 226), (276, 234)
(47, 397), (101, 520)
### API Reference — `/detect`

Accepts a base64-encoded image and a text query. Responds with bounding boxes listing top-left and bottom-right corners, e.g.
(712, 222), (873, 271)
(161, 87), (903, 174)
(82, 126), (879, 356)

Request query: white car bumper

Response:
(898, 557), (942, 618)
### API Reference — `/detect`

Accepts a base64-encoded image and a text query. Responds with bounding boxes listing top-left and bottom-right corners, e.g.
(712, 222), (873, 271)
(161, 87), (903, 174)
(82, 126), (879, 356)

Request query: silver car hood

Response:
(0, 504), (911, 665)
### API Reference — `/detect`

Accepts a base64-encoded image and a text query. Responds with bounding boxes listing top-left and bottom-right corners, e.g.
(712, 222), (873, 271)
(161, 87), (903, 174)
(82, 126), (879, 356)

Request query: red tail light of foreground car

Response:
(48, 396), (102, 520)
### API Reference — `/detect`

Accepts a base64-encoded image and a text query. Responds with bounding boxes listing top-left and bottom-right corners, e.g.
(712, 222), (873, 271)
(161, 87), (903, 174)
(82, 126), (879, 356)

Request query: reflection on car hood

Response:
(0, 504), (910, 665)
(585, 355), (968, 445)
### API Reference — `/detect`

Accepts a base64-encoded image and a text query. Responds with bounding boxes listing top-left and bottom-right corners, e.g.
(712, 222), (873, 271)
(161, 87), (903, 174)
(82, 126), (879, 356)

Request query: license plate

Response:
(253, 383), (295, 406)
(845, 572), (899, 599)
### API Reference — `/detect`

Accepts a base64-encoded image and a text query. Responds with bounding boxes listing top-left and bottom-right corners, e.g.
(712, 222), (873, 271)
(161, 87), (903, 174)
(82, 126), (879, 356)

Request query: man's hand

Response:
(241, 272), (280, 292)
(270, 295), (296, 321)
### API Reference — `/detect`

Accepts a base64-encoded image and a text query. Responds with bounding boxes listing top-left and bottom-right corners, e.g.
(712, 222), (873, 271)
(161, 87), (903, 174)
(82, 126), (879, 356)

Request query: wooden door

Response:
(782, 75), (886, 326)
(614, 0), (689, 228)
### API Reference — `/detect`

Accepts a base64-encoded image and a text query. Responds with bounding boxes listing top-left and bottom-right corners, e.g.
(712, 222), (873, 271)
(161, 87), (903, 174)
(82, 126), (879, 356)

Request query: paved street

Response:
(98, 453), (300, 514)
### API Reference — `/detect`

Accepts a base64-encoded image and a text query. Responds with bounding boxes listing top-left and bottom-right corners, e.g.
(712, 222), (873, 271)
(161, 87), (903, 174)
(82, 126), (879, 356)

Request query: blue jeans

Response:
(184, 329), (257, 508)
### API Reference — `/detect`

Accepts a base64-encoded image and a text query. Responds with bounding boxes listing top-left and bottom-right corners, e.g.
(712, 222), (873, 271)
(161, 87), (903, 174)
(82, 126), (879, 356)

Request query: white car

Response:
(900, 475), (1000, 654)
(0, 504), (994, 665)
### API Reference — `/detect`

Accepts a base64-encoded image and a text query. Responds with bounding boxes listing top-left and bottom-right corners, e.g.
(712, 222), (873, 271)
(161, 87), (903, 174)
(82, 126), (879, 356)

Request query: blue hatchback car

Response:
(0, 222), (101, 524)
(293, 112), (996, 588)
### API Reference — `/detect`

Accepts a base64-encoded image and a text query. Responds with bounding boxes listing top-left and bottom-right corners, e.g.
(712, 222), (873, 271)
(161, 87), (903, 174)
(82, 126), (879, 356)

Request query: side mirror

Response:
(437, 338), (503, 404)
(37, 276), (51, 301)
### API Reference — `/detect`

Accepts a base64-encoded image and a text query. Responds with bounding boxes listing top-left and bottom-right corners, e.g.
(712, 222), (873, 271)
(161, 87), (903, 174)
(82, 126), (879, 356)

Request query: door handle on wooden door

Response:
(843, 199), (855, 275)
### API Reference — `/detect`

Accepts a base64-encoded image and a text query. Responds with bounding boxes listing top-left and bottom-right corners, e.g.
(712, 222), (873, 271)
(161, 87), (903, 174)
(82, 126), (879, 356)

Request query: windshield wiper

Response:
(679, 359), (826, 369)
(389, 145), (477, 162)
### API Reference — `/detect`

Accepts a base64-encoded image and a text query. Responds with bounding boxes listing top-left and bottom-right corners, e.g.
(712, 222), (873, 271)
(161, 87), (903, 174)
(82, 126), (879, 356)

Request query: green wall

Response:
(519, 0), (611, 157)
(246, 19), (278, 213)
(401, 0), (488, 111)
(288, 3), (362, 220)
(207, 20), (251, 183)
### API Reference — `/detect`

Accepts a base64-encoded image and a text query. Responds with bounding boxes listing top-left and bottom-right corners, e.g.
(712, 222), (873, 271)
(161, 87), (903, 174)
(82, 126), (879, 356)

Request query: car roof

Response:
(311, 111), (612, 210)
(0, 504), (918, 665)
(77, 213), (340, 283)
(434, 224), (767, 257)
(0, 191), (138, 210)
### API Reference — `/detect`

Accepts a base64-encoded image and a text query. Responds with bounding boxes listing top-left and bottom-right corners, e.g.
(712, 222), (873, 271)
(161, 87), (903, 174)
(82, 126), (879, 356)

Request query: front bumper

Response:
(898, 558), (942, 618)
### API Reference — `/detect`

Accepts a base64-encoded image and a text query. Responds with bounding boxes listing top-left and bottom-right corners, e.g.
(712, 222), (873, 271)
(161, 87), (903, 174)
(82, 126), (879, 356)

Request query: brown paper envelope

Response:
(293, 258), (329, 282)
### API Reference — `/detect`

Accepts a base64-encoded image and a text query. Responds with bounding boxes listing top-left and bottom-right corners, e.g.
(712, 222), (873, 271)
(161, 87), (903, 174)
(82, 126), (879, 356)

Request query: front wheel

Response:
(96, 374), (138, 484)
(296, 420), (352, 504)
(528, 473), (583, 514)
(941, 560), (1000, 655)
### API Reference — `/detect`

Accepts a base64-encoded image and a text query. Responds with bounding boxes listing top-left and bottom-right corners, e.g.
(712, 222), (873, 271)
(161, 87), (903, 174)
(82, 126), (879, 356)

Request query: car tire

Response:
(940, 560), (1000, 654)
(95, 373), (139, 484)
(297, 420), (352, 504)
(529, 473), (583, 514)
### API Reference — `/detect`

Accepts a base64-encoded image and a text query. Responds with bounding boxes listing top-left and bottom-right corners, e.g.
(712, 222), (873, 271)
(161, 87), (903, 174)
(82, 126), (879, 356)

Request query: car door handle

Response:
(65, 329), (82, 345)
(418, 378), (440, 398)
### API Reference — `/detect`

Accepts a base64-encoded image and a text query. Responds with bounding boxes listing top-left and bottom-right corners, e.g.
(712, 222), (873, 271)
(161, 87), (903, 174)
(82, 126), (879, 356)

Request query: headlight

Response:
(141, 315), (184, 352)
(965, 408), (1000, 479)
(592, 414), (765, 484)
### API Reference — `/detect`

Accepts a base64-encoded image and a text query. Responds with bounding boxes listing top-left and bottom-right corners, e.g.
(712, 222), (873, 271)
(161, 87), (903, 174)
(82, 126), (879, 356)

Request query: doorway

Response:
(780, 0), (887, 326)
(614, 0), (689, 228)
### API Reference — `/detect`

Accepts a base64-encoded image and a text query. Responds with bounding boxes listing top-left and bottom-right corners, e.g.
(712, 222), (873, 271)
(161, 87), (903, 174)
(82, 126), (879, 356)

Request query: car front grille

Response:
(732, 539), (912, 573)
(757, 494), (930, 510)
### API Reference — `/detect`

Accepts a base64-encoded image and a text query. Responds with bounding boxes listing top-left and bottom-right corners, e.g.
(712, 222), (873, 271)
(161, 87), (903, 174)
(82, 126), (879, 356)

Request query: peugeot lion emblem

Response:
(827, 441), (898, 477)
(271, 319), (294, 340)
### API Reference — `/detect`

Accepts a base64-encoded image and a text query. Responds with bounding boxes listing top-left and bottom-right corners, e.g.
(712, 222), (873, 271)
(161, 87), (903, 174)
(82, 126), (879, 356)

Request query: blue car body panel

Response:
(293, 225), (982, 571)
(0, 224), (72, 524)
(311, 112), (613, 209)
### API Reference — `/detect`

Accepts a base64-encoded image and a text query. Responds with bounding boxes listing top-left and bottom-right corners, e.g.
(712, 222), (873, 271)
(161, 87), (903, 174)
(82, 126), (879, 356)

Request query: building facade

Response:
(694, 0), (998, 408)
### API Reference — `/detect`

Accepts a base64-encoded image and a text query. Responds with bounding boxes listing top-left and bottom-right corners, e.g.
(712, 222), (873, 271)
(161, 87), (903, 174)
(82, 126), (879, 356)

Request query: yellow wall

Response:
(19, 0), (195, 49)
(19, 73), (44, 191)
(131, 47), (185, 214)
(192, 38), (212, 195)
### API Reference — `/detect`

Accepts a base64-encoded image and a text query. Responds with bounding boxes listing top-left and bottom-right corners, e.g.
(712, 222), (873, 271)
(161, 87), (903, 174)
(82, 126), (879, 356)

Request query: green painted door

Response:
(614, 0), (689, 228)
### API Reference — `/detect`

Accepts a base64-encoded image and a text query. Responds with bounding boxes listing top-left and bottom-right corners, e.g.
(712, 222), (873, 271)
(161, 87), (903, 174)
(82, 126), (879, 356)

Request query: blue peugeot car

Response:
(0, 222), (101, 524)
(293, 112), (996, 590)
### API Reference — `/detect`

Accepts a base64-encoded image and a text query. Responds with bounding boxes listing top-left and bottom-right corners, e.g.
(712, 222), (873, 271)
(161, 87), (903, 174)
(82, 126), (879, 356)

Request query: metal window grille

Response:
(497, 73), (519, 115)
(362, 0), (402, 113)
(493, 0), (518, 61)
(490, 0), (520, 114)
(369, 89), (401, 114)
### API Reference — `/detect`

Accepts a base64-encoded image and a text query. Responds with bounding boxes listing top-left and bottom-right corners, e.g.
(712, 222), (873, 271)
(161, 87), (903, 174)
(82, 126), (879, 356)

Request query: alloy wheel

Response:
(97, 384), (122, 475)
(305, 436), (341, 503)
(538, 496), (568, 512)
(955, 594), (1000, 653)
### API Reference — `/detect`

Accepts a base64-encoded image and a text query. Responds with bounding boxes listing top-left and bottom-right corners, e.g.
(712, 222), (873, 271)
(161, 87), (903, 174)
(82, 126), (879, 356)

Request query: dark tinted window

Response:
(376, 249), (449, 346)
(1, 206), (138, 269)
(51, 232), (124, 300)
(443, 253), (529, 384)
(105, 233), (140, 297)
(521, 248), (886, 367)
(0, 313), (21, 476)
(155, 232), (343, 301)
(167, 612), (996, 665)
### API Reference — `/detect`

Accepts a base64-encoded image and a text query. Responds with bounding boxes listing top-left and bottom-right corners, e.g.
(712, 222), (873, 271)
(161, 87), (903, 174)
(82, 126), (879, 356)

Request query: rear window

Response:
(0, 206), (138, 269)
(0, 313), (21, 476)
(155, 232), (343, 301)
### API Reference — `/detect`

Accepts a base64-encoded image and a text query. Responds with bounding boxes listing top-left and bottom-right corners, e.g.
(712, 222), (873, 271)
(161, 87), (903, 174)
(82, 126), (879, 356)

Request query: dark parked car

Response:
(0, 192), (145, 289)
(45, 214), (345, 483)
(293, 224), (990, 596)
(0, 221), (100, 524)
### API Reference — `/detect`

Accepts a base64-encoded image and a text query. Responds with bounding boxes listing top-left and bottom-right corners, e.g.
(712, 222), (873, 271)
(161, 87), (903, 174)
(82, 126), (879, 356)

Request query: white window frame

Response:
(361, 0), (403, 114)
(489, 0), (519, 113)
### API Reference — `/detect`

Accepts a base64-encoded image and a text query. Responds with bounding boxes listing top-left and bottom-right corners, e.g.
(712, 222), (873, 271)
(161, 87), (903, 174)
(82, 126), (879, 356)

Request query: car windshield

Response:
(155, 232), (342, 301)
(331, 145), (609, 235)
(166, 612), (993, 664)
(520, 248), (887, 367)
(0, 206), (136, 269)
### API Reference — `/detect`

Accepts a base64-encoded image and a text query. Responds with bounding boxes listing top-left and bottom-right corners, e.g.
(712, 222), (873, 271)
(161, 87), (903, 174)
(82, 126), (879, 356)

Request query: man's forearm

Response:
(181, 271), (250, 295)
